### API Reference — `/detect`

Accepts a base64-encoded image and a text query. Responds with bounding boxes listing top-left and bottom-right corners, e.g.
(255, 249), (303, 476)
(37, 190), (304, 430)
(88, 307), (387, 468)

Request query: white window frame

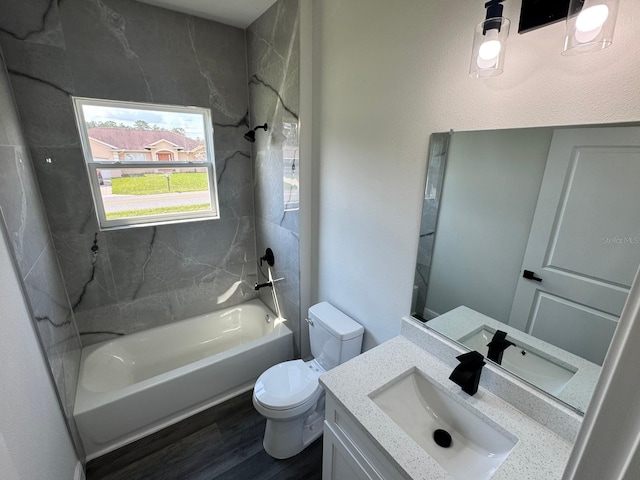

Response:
(73, 97), (220, 230)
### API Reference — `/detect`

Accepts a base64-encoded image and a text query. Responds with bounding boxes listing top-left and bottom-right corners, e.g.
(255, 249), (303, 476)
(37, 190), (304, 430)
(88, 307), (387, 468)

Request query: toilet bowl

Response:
(253, 359), (326, 459)
(252, 302), (364, 459)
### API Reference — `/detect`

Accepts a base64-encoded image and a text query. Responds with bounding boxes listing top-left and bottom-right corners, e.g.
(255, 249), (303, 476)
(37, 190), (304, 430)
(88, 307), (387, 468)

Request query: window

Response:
(73, 97), (219, 230)
(124, 152), (147, 162)
(282, 117), (299, 212)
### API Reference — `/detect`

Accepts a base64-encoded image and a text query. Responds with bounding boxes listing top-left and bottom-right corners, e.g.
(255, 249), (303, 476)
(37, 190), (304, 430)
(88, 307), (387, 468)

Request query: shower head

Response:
(243, 130), (256, 143)
(244, 123), (268, 143)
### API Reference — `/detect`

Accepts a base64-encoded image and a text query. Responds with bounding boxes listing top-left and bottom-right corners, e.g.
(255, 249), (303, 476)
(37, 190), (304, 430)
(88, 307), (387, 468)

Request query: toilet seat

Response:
(254, 359), (324, 412)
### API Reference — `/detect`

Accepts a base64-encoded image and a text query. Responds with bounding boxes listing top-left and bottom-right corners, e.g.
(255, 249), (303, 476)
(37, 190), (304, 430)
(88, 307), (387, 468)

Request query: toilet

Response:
(253, 302), (364, 459)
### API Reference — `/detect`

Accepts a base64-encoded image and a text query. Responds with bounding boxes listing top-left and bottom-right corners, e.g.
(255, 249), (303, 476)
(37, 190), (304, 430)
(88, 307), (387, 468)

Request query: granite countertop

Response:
(427, 306), (601, 413)
(319, 335), (573, 480)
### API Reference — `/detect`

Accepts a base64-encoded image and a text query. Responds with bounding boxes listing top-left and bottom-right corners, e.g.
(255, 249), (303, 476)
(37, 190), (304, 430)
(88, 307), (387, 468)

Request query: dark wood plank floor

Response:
(86, 391), (323, 480)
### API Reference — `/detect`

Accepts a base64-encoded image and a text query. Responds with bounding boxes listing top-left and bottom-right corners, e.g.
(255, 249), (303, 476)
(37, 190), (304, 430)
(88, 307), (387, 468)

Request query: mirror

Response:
(413, 124), (640, 413)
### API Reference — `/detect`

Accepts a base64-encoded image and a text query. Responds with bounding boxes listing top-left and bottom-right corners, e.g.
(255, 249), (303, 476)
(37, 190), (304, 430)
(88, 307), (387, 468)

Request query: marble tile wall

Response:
(247, 0), (301, 356)
(0, 51), (84, 456)
(413, 133), (449, 319)
(0, 0), (257, 346)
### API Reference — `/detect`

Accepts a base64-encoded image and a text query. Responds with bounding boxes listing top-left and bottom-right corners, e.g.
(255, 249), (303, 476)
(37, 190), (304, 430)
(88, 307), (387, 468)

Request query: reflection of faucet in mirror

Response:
(412, 124), (640, 413)
(486, 330), (514, 365)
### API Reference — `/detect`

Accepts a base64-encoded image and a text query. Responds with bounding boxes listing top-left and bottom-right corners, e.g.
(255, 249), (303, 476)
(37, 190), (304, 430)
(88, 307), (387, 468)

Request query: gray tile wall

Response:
(414, 133), (449, 318)
(247, 0), (301, 355)
(0, 51), (84, 456)
(0, 0), (258, 346)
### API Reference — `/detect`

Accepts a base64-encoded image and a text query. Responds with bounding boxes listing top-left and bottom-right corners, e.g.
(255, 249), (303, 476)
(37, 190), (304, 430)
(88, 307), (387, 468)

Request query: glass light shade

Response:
(469, 17), (510, 79)
(562, 0), (619, 55)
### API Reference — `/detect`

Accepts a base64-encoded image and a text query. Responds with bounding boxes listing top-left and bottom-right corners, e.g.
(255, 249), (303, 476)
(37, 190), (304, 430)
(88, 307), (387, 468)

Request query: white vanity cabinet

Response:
(322, 392), (406, 480)
(319, 335), (577, 480)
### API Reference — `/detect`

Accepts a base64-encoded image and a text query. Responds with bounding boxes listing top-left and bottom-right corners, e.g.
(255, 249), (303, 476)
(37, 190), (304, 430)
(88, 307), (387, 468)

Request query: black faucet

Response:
(486, 330), (514, 365)
(449, 351), (486, 396)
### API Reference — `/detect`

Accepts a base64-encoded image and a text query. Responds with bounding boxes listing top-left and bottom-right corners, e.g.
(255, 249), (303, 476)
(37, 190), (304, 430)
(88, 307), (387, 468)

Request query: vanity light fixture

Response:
(469, 0), (511, 79)
(562, 0), (619, 55)
(518, 0), (619, 55)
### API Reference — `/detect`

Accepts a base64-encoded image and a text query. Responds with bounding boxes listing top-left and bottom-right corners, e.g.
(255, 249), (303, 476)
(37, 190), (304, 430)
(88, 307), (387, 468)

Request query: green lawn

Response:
(111, 172), (209, 195)
(106, 203), (211, 220)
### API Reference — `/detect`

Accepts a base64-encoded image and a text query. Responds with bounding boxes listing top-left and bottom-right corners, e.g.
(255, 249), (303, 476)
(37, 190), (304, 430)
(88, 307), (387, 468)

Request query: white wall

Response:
(426, 128), (552, 322)
(0, 225), (79, 479)
(311, 0), (640, 350)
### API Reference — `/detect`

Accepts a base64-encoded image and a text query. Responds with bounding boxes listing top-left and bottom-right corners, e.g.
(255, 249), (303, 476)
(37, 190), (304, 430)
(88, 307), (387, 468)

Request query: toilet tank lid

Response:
(308, 302), (364, 341)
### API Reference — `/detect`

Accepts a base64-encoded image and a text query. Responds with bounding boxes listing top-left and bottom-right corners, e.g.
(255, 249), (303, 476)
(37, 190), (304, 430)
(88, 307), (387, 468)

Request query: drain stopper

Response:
(433, 429), (452, 448)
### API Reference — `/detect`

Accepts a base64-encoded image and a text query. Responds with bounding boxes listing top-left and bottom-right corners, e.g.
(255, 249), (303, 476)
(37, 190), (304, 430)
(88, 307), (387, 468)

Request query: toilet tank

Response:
(308, 302), (364, 371)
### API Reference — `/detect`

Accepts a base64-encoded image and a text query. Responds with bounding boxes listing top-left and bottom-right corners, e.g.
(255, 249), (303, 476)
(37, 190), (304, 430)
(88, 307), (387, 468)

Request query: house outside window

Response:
(73, 97), (220, 230)
(282, 117), (299, 212)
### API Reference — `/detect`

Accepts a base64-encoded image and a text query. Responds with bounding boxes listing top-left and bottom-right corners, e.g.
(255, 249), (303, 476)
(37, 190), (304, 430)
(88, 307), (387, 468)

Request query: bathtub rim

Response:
(75, 299), (291, 415)
(74, 298), (295, 460)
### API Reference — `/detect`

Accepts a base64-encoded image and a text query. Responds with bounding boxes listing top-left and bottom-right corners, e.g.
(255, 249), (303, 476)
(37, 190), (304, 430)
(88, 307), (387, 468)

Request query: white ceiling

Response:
(136, 0), (278, 28)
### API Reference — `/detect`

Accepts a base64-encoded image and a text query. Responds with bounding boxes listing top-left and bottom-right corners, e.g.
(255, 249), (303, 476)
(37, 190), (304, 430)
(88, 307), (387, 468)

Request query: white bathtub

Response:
(74, 299), (293, 460)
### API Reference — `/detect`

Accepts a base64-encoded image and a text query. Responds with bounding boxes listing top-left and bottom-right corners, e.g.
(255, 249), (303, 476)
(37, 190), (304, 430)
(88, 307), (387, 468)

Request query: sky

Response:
(82, 105), (208, 140)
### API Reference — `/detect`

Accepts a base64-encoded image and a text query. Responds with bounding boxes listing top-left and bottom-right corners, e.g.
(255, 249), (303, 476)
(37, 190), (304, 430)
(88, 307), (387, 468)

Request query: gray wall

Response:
(247, 0), (301, 355)
(0, 0), (257, 346)
(0, 53), (83, 455)
(426, 128), (553, 322)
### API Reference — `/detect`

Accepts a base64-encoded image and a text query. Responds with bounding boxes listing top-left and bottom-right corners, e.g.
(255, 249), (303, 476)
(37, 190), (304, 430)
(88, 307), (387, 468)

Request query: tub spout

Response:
(256, 268), (285, 320)
(255, 281), (273, 291)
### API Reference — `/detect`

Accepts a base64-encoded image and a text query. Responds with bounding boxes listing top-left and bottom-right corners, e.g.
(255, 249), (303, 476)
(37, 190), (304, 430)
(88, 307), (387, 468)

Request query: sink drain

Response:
(433, 429), (452, 448)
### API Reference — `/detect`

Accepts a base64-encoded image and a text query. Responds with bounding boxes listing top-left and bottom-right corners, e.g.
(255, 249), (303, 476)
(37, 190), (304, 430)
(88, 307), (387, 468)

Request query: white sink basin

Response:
(370, 368), (517, 480)
(459, 328), (576, 395)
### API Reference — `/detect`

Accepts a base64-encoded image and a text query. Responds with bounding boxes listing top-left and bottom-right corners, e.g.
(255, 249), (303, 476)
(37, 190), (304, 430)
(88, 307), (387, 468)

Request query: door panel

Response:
(545, 148), (640, 286)
(509, 127), (640, 364)
(529, 291), (619, 365)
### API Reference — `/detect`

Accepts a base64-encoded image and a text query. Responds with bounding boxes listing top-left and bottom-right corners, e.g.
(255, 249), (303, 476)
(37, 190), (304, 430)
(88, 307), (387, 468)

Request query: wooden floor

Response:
(86, 391), (323, 480)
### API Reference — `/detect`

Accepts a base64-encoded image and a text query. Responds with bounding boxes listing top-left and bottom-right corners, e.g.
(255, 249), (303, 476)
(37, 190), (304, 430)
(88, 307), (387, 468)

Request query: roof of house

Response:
(88, 128), (204, 151)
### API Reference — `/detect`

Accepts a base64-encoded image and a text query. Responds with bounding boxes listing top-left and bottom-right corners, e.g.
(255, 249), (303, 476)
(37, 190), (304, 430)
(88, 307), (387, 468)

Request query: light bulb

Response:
(477, 29), (502, 69)
(574, 5), (609, 43)
(576, 5), (609, 32)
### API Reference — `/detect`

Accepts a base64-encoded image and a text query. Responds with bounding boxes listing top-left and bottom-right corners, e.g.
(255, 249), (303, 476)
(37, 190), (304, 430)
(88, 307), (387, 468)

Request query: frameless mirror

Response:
(413, 124), (640, 413)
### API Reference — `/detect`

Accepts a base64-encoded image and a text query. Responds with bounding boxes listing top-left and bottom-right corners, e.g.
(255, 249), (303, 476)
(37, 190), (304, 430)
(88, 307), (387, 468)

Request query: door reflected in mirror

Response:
(413, 125), (640, 413)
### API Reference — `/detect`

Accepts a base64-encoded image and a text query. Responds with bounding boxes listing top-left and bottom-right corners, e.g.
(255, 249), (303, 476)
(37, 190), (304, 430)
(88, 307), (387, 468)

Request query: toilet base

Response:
(262, 396), (326, 459)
